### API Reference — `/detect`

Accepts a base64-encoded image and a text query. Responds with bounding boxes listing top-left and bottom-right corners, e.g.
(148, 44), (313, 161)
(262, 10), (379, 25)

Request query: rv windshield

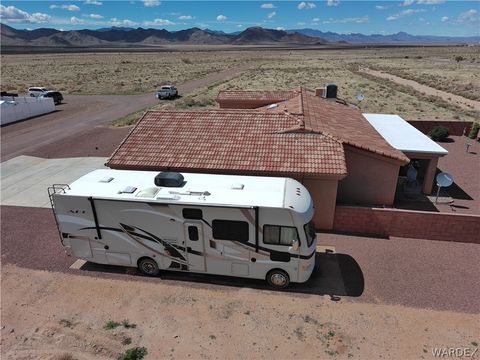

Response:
(304, 221), (316, 247)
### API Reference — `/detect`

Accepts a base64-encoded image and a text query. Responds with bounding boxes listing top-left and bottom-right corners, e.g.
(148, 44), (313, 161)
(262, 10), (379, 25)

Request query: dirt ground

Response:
(1, 263), (478, 360)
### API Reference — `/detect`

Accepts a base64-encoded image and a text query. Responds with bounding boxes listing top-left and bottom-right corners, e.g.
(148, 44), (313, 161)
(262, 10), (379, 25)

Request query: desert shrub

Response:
(122, 319), (137, 329)
(118, 347), (148, 360)
(104, 320), (121, 330)
(468, 122), (480, 139)
(181, 58), (193, 64)
(454, 56), (465, 63)
(429, 126), (450, 141)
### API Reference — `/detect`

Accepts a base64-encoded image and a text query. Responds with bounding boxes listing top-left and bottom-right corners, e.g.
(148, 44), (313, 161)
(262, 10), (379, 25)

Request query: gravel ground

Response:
(2, 205), (478, 314)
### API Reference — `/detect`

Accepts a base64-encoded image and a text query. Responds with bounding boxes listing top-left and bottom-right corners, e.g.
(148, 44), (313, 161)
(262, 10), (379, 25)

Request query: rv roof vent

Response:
(99, 176), (114, 183)
(119, 186), (137, 194)
(267, 103), (278, 110)
(154, 172), (185, 187)
(231, 183), (244, 190)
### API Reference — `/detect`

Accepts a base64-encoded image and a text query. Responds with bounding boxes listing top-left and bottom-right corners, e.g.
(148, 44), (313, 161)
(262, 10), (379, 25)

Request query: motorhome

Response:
(49, 170), (317, 288)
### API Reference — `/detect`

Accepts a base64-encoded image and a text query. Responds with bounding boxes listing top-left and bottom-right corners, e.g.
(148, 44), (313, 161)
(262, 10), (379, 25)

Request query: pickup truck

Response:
(156, 85), (178, 100)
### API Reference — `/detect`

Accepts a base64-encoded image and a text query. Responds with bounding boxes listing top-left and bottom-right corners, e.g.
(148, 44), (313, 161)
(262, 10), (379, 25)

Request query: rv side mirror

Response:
(290, 239), (299, 251)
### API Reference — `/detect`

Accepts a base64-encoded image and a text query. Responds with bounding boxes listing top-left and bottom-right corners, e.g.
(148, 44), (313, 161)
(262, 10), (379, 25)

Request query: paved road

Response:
(1, 206), (478, 314)
(1, 63), (254, 161)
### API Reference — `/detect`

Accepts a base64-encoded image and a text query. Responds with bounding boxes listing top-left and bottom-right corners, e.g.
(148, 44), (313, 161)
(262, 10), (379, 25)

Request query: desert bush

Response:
(104, 320), (121, 330)
(468, 122), (480, 139)
(454, 56), (465, 63)
(118, 347), (148, 360)
(429, 126), (450, 141)
(122, 319), (137, 329)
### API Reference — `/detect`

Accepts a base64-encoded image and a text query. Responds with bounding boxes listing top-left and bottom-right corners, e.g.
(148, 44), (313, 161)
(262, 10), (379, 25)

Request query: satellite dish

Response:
(436, 172), (453, 187)
(435, 172), (453, 203)
(356, 94), (365, 102)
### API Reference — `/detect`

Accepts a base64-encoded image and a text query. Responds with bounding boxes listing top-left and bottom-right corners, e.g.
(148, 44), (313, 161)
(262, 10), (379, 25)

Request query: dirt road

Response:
(359, 67), (480, 112)
(0, 63), (254, 161)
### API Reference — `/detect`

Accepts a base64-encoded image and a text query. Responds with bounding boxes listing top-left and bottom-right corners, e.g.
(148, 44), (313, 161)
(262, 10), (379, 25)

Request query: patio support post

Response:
(422, 157), (439, 194)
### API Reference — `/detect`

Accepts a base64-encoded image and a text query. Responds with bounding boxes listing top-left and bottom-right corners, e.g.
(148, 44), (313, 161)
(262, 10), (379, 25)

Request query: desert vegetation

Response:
(1, 46), (478, 123)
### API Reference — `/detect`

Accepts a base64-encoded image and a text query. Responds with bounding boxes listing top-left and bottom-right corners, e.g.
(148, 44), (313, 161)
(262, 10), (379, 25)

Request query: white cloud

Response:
(441, 16), (448, 22)
(109, 18), (138, 26)
(236, 24), (243, 28)
(298, 2), (316, 10)
(312, 17), (320, 22)
(261, 3), (276, 9)
(143, 0), (160, 7)
(143, 18), (174, 26)
(0, 5), (51, 23)
(297, 22), (306, 26)
(457, 9), (478, 24)
(387, 9), (425, 21)
(267, 11), (276, 19)
(70, 16), (85, 24)
(401, 0), (414, 6)
(323, 16), (369, 24)
(376, 5), (388, 10)
(417, 0), (445, 4)
(88, 13), (103, 19)
(276, 26), (285, 31)
(216, 14), (227, 22)
(50, 4), (80, 11)
(178, 15), (194, 20)
(84, 0), (102, 5)
(327, 0), (340, 6)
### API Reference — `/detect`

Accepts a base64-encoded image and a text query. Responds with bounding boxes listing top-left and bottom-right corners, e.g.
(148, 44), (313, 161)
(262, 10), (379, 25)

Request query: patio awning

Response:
(363, 113), (448, 156)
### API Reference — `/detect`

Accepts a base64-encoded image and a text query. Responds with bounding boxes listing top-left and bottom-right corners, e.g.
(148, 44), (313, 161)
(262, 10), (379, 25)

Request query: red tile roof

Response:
(216, 90), (299, 102)
(107, 110), (347, 177)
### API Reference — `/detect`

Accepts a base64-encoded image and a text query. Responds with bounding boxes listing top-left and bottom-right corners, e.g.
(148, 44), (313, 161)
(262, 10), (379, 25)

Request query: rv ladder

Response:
(47, 184), (70, 245)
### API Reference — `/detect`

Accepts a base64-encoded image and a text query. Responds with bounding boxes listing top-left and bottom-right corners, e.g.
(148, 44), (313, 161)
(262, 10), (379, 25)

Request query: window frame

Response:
(187, 225), (199, 241)
(262, 224), (300, 247)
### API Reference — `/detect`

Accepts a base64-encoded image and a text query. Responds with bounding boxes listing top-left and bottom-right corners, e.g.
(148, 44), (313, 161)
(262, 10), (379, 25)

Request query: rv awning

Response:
(363, 113), (448, 156)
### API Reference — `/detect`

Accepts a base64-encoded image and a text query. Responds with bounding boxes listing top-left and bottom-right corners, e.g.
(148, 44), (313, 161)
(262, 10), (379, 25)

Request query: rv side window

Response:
(188, 226), (199, 241)
(212, 220), (249, 242)
(263, 225), (299, 246)
(183, 208), (203, 220)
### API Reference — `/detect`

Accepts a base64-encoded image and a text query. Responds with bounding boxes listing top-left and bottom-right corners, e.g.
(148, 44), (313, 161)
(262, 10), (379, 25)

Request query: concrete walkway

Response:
(1, 156), (107, 208)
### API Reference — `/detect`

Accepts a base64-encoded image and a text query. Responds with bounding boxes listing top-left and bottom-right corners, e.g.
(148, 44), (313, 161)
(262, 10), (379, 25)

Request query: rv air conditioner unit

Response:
(154, 172), (185, 187)
(324, 84), (338, 99)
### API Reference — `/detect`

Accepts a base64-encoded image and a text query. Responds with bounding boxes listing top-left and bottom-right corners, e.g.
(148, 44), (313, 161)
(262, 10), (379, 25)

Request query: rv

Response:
(49, 170), (317, 289)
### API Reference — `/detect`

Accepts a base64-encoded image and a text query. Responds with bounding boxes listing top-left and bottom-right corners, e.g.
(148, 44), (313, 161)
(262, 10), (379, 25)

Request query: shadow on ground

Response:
(77, 252), (365, 298)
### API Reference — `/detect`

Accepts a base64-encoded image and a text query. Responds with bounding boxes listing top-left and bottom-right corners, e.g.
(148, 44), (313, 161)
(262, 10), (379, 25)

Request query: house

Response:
(107, 87), (447, 230)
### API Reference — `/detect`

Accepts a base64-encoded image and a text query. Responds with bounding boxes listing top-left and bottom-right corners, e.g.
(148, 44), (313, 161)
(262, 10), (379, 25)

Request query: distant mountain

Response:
(0, 23), (325, 47)
(2, 23), (477, 48)
(231, 26), (326, 45)
(289, 28), (480, 44)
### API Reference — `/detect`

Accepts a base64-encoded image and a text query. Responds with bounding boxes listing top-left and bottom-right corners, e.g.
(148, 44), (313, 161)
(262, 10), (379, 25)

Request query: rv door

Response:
(184, 222), (206, 272)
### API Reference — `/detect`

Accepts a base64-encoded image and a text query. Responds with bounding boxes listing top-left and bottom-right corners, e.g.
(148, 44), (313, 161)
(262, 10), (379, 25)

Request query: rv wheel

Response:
(266, 269), (290, 289)
(138, 258), (160, 276)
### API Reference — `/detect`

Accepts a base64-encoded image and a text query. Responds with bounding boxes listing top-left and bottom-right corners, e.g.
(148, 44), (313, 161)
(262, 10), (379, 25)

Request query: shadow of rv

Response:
(78, 252), (364, 297)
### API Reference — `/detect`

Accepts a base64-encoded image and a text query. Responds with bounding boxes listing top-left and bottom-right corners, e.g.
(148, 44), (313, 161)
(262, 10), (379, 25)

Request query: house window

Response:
(188, 226), (199, 241)
(212, 220), (249, 242)
(183, 208), (203, 220)
(263, 225), (299, 246)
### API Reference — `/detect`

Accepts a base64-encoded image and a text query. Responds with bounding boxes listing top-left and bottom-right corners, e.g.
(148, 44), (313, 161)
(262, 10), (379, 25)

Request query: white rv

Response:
(49, 170), (317, 288)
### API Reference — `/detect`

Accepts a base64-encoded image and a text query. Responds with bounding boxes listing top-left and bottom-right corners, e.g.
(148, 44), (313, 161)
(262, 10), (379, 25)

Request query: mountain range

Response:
(1, 23), (478, 48)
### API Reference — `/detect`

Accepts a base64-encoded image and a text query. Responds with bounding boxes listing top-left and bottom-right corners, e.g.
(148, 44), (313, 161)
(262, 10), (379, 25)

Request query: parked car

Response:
(40, 91), (64, 105)
(28, 87), (49, 97)
(156, 85), (178, 100)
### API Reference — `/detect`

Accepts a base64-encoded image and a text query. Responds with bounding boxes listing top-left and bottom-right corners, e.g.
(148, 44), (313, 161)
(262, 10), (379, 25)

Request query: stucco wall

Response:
(337, 147), (400, 206)
(301, 178), (338, 231)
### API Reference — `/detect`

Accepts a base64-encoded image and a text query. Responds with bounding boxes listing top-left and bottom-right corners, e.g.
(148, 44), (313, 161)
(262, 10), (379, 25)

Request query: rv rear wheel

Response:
(138, 258), (160, 276)
(266, 269), (290, 289)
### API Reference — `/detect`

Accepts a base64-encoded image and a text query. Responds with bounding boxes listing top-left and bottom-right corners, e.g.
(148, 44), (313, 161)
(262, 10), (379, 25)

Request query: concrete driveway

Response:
(1, 155), (106, 207)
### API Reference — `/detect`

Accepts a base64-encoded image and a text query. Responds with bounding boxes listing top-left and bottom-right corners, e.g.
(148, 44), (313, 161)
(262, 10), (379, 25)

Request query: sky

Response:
(0, 1), (479, 37)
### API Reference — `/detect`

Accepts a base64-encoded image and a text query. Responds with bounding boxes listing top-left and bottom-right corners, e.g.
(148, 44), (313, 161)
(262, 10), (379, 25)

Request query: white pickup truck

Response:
(156, 85), (178, 100)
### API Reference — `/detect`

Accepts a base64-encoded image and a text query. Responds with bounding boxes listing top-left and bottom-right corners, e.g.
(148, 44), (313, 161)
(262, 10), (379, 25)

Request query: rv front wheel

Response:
(266, 269), (290, 289)
(138, 258), (160, 276)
